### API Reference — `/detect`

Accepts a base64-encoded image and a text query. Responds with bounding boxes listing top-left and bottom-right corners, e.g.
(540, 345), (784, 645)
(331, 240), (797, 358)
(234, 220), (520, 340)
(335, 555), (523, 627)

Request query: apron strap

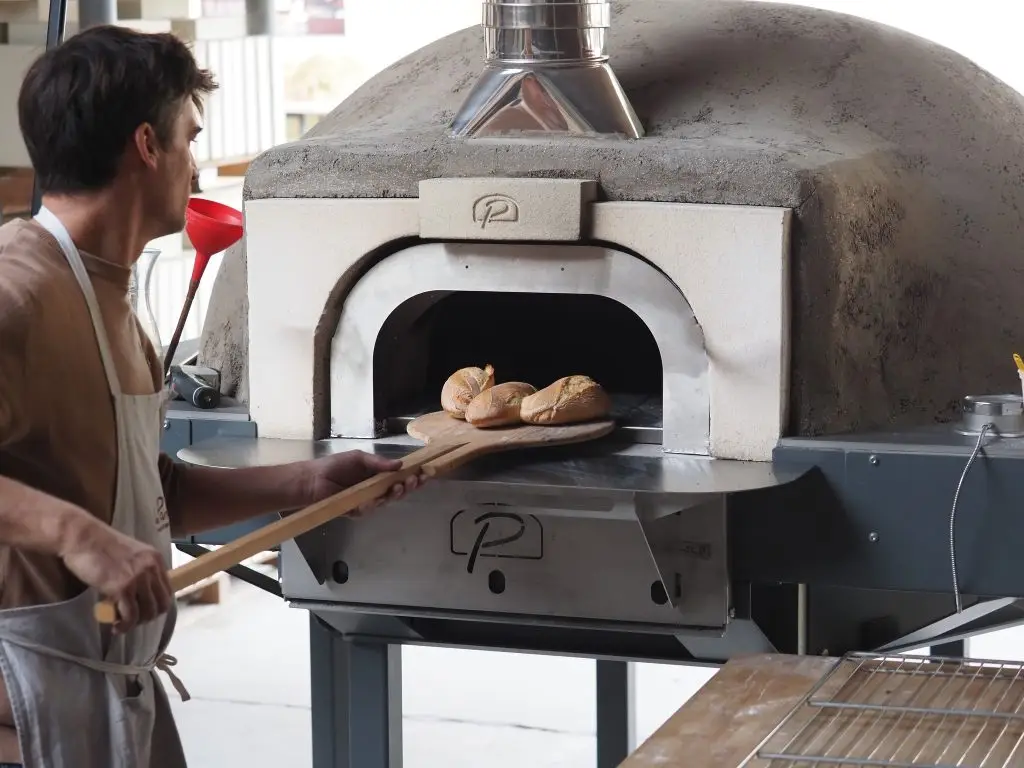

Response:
(34, 206), (123, 397)
(154, 654), (190, 702)
(0, 632), (191, 702)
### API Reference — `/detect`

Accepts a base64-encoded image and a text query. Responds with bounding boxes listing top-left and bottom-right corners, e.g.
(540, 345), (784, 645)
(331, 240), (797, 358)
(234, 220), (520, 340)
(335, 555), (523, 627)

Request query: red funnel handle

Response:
(190, 251), (211, 284)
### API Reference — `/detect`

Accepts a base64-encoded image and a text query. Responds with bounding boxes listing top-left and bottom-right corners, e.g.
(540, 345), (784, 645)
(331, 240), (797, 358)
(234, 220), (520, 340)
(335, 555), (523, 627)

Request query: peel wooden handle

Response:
(93, 441), (466, 625)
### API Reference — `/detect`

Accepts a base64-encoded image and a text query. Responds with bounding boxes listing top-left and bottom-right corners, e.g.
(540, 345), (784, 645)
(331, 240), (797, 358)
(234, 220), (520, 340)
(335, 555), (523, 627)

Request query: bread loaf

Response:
(465, 382), (537, 428)
(441, 365), (495, 419)
(520, 375), (612, 425)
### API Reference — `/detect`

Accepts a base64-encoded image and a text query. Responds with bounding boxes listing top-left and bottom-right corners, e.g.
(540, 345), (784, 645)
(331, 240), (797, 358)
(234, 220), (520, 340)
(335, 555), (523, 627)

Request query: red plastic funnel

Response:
(185, 198), (243, 283)
(162, 198), (244, 376)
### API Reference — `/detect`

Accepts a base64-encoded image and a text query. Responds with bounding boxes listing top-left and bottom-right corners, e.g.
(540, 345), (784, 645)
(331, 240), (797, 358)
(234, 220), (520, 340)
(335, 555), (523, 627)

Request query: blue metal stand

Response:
(596, 660), (636, 768)
(309, 615), (403, 768)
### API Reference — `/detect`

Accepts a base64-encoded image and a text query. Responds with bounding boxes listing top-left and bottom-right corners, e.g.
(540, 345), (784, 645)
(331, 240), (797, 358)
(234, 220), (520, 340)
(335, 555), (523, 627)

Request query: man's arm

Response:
(160, 450), (421, 537)
(160, 454), (312, 537)
(0, 475), (175, 632)
(0, 476), (95, 557)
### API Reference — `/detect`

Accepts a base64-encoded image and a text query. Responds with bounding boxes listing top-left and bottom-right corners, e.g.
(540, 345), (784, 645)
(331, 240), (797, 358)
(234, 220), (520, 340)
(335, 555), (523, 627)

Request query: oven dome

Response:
(203, 0), (1024, 438)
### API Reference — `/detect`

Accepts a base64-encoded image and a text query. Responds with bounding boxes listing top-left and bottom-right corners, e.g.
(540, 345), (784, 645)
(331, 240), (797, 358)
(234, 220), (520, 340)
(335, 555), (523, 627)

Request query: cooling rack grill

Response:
(740, 652), (1024, 767)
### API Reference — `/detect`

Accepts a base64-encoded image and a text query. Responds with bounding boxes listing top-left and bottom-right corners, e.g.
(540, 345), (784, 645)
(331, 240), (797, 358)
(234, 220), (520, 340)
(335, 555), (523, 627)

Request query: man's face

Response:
(143, 98), (201, 238)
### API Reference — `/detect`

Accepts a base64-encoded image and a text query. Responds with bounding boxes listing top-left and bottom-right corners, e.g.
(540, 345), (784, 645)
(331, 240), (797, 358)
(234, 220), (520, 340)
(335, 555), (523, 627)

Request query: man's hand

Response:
(304, 450), (427, 515)
(58, 511), (173, 635)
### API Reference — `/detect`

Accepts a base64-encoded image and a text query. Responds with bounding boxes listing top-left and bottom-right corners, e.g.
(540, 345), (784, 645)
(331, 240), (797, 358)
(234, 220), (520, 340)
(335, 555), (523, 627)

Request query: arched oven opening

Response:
(327, 241), (709, 453)
(373, 291), (664, 443)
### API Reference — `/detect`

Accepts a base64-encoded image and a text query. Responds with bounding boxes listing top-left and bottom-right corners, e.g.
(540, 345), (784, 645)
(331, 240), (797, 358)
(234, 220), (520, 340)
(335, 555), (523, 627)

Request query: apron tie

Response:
(0, 633), (191, 702)
(155, 654), (190, 702)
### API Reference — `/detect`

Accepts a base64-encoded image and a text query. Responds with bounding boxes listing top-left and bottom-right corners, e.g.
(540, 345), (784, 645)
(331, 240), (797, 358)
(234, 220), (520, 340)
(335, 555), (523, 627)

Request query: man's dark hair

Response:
(18, 25), (218, 194)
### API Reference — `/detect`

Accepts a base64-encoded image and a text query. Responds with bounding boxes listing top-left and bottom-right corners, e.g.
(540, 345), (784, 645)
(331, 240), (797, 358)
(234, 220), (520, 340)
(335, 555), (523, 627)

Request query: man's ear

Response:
(132, 123), (160, 171)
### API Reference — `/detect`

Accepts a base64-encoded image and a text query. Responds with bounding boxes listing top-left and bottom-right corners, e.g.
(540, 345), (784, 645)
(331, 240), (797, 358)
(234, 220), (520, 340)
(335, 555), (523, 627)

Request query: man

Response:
(0, 25), (423, 768)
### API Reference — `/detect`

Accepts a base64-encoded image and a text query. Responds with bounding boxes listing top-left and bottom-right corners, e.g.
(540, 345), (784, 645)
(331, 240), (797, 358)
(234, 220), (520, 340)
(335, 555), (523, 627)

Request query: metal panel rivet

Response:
(868, 531), (879, 543)
(869, 455), (879, 465)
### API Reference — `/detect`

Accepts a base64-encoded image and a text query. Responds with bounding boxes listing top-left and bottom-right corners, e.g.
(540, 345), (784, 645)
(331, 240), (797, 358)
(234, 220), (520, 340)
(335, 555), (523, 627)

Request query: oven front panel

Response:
(279, 482), (729, 632)
(245, 196), (788, 460)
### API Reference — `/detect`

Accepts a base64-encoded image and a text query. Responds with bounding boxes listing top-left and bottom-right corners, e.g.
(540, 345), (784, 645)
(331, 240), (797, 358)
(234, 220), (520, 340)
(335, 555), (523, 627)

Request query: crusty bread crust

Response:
(441, 364), (495, 419)
(520, 375), (612, 425)
(466, 382), (536, 427)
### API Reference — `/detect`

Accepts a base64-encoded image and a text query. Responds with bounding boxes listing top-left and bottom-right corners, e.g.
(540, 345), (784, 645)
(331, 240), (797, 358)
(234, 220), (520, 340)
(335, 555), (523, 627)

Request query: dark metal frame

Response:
(304, 610), (640, 768)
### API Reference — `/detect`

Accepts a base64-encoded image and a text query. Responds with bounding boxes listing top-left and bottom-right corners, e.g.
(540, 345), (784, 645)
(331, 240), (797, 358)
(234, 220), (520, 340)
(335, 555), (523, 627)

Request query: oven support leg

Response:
(595, 660), (635, 768)
(309, 614), (403, 768)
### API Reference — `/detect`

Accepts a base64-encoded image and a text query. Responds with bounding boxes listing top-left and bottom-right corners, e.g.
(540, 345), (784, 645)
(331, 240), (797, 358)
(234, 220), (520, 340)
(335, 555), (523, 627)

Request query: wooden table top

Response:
(621, 654), (836, 768)
(624, 651), (1024, 767)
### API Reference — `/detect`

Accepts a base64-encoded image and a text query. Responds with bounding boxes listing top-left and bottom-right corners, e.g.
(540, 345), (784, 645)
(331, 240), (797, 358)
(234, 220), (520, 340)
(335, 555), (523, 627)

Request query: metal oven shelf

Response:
(744, 652), (1024, 767)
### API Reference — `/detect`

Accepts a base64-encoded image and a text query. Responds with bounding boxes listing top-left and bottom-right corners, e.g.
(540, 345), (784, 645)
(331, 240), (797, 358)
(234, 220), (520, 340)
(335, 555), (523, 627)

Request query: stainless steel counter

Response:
(179, 434), (800, 495)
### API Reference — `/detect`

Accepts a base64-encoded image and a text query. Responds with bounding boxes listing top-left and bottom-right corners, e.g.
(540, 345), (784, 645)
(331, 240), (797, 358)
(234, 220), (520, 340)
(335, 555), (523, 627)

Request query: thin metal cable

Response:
(950, 423), (992, 614)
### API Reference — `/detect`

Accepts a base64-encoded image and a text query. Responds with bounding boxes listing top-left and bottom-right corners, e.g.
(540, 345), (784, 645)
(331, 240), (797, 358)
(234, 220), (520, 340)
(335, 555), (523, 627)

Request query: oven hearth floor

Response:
(385, 393), (664, 445)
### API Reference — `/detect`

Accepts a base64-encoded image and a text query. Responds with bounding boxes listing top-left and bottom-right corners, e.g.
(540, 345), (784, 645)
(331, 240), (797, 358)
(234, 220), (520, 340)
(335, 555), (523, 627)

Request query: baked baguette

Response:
(465, 382), (537, 428)
(441, 365), (495, 419)
(520, 375), (612, 425)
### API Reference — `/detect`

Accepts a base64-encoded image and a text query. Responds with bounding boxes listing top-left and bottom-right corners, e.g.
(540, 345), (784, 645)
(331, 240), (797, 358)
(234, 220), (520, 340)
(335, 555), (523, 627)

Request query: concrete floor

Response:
(166, 577), (1024, 768)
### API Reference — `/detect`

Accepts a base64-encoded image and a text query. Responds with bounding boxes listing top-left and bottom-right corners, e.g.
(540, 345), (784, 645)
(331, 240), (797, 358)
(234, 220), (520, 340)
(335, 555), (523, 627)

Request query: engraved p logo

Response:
(472, 194), (519, 229)
(154, 496), (170, 532)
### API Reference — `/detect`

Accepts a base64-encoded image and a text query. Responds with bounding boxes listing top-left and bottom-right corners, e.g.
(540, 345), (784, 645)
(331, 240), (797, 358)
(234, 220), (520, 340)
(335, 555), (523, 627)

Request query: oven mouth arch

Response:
(329, 241), (711, 454)
(374, 290), (665, 443)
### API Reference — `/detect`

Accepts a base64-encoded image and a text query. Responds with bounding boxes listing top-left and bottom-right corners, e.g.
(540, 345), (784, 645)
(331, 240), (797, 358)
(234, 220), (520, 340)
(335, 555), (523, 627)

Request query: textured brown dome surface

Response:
(202, 0), (1024, 437)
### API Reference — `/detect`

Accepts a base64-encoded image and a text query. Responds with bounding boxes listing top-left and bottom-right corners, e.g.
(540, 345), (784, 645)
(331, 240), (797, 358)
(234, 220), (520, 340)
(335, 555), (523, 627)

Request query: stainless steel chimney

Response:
(450, 0), (645, 139)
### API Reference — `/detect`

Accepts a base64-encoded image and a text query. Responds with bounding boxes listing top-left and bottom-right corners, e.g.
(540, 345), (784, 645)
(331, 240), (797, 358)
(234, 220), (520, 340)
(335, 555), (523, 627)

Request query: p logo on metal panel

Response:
(450, 505), (543, 574)
(472, 194), (519, 229)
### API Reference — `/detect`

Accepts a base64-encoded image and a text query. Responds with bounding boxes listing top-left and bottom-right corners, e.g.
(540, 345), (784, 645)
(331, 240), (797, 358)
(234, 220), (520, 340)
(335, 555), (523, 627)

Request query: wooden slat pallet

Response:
(175, 572), (225, 607)
(172, 548), (278, 609)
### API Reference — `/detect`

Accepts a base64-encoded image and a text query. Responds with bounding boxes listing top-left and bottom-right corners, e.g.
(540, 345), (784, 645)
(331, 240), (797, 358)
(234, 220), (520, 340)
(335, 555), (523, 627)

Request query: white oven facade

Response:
(245, 178), (790, 461)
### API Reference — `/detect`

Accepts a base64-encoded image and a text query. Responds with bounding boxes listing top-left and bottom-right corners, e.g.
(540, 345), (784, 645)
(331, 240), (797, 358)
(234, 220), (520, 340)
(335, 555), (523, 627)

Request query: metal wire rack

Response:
(740, 652), (1024, 767)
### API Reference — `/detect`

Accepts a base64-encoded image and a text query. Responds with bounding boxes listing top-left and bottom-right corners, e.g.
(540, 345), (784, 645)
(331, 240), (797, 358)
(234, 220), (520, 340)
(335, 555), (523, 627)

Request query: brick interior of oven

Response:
(373, 291), (663, 440)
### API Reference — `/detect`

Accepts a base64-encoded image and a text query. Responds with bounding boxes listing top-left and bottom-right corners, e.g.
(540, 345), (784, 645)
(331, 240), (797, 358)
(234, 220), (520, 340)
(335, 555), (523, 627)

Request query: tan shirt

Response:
(0, 218), (180, 759)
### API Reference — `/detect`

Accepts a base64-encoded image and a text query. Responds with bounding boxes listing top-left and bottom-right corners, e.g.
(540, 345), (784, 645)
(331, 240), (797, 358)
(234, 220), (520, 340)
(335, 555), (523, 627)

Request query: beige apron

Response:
(0, 207), (190, 768)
